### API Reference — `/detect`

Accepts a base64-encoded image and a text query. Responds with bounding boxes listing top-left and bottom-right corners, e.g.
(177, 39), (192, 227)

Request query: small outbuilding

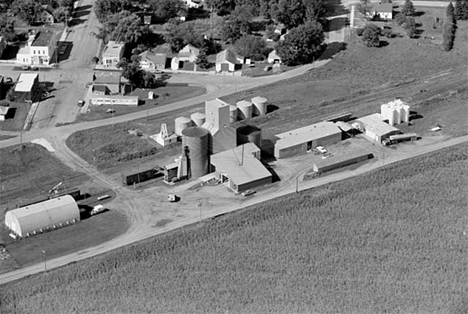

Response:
(216, 49), (242, 72)
(0, 106), (10, 120)
(178, 44), (200, 62)
(211, 143), (272, 193)
(369, 3), (393, 20)
(4, 195), (80, 238)
(14, 73), (41, 103)
(267, 50), (282, 64)
(274, 121), (342, 159)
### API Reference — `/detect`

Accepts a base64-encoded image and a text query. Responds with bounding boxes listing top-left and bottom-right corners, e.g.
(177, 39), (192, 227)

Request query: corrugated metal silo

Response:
(191, 112), (206, 127)
(182, 127), (210, 178)
(237, 100), (253, 120)
(175, 117), (193, 136)
(400, 105), (410, 123)
(237, 125), (262, 148)
(251, 96), (267, 116)
(229, 105), (238, 123)
(390, 108), (399, 126)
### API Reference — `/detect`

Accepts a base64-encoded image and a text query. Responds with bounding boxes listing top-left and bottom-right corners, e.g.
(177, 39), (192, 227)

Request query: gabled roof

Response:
(275, 121), (342, 149)
(268, 50), (281, 60)
(31, 31), (55, 47)
(42, 5), (55, 15)
(139, 51), (167, 65)
(373, 3), (392, 13)
(93, 70), (122, 85)
(356, 113), (400, 136)
(216, 49), (240, 65)
(178, 44), (200, 57)
(0, 106), (9, 115)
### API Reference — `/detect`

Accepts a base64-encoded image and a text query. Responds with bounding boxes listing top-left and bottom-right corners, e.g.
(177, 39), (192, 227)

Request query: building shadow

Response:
(318, 42), (347, 60)
(266, 104), (279, 114)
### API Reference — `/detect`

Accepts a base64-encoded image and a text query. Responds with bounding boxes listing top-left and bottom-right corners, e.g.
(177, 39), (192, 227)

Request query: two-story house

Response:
(16, 31), (57, 66)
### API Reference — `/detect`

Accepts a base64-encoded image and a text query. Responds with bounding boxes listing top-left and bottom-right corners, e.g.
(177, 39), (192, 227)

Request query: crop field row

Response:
(1, 143), (467, 313)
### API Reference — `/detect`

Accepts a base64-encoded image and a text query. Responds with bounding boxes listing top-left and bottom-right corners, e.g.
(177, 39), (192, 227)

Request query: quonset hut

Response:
(4, 195), (80, 238)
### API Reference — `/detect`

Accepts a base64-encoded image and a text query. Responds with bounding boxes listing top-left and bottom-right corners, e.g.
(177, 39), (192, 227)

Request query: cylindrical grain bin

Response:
(400, 105), (410, 123)
(181, 127), (210, 178)
(251, 96), (267, 116)
(191, 112), (206, 127)
(237, 100), (253, 120)
(389, 108), (399, 126)
(229, 105), (238, 123)
(175, 117), (193, 136)
(236, 125), (262, 148)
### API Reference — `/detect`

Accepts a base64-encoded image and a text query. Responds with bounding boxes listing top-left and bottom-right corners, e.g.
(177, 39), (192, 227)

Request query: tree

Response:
(164, 20), (205, 52)
(394, 12), (406, 25)
(459, 0), (468, 20)
(446, 2), (455, 17)
(111, 14), (148, 45)
(205, 0), (236, 16)
(10, 0), (44, 25)
(0, 18), (16, 42)
(361, 24), (380, 47)
(195, 49), (210, 69)
(305, 0), (324, 22)
(403, 17), (416, 37)
(94, 0), (130, 23)
(220, 6), (254, 42)
(271, 0), (307, 29)
(357, 0), (372, 18)
(148, 0), (183, 23)
(117, 56), (143, 86)
(454, 0), (464, 19)
(54, 7), (71, 26)
(275, 21), (324, 66)
(401, 0), (416, 16)
(234, 34), (268, 61)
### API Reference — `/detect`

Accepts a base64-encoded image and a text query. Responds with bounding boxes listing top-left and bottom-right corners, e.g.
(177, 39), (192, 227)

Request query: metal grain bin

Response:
(181, 127), (210, 178)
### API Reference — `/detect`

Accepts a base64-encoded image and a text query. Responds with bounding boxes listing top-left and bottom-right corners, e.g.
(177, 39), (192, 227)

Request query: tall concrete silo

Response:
(229, 105), (238, 123)
(191, 112), (206, 127)
(237, 125), (262, 148)
(181, 127), (210, 178)
(237, 100), (253, 120)
(175, 117), (193, 136)
(251, 96), (267, 116)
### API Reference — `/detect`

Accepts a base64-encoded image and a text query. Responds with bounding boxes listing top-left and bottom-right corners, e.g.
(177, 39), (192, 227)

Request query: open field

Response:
(1, 143), (467, 313)
(76, 85), (206, 123)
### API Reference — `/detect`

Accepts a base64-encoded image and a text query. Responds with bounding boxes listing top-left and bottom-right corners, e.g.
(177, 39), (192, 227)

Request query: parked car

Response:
(316, 146), (327, 154)
(21, 65), (31, 70)
(77, 100), (85, 107)
(106, 108), (115, 114)
(91, 205), (106, 215)
(167, 193), (178, 202)
(241, 190), (256, 197)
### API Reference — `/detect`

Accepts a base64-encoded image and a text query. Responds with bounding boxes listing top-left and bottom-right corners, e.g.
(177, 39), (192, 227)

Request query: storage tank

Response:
(237, 125), (262, 148)
(175, 117), (193, 136)
(181, 127), (210, 178)
(237, 100), (253, 120)
(191, 112), (206, 127)
(229, 105), (238, 123)
(401, 105), (410, 123)
(251, 96), (268, 116)
(390, 108), (400, 126)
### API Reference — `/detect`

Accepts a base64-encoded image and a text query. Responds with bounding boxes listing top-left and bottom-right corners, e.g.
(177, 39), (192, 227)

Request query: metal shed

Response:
(4, 195), (80, 237)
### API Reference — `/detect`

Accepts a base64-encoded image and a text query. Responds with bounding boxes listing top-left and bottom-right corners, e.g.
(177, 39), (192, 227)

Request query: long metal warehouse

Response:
(313, 151), (374, 173)
(4, 195), (80, 238)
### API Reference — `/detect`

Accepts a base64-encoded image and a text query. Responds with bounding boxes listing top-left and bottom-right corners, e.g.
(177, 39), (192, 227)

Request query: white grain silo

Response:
(175, 116), (193, 136)
(237, 100), (253, 120)
(229, 105), (238, 123)
(251, 96), (267, 116)
(191, 112), (206, 127)
(388, 108), (400, 126)
(401, 104), (410, 123)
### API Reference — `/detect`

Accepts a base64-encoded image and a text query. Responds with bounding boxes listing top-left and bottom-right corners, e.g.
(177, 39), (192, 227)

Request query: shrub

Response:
(395, 13), (406, 26)
(356, 28), (364, 36)
(361, 24), (381, 47)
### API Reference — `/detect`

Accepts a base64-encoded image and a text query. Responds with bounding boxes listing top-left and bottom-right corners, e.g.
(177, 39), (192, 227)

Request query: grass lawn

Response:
(75, 85), (206, 123)
(1, 143), (467, 313)
(0, 102), (31, 132)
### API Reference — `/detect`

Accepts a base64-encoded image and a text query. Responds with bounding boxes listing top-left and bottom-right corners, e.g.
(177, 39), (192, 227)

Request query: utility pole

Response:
(42, 250), (47, 272)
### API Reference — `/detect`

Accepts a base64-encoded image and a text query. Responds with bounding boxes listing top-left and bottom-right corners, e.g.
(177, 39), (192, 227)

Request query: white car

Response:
(241, 190), (256, 197)
(316, 146), (327, 153)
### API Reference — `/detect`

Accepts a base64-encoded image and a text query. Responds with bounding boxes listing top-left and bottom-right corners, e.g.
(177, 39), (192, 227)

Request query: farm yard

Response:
(0, 144), (129, 274)
(1, 143), (466, 313)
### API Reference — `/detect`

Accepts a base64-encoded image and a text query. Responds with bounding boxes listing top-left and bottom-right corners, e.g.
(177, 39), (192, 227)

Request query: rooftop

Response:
(139, 51), (167, 65)
(275, 121), (342, 149)
(178, 44), (200, 57)
(373, 3), (393, 13)
(103, 41), (125, 58)
(15, 73), (39, 92)
(356, 113), (401, 136)
(211, 143), (272, 186)
(93, 70), (122, 85)
(31, 31), (55, 47)
(8, 195), (76, 220)
(216, 49), (240, 64)
(0, 106), (9, 115)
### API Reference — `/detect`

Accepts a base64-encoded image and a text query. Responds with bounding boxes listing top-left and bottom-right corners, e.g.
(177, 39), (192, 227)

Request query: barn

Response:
(4, 195), (80, 238)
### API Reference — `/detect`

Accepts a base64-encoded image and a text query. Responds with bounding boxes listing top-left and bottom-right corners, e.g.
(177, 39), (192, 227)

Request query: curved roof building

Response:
(5, 195), (80, 237)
